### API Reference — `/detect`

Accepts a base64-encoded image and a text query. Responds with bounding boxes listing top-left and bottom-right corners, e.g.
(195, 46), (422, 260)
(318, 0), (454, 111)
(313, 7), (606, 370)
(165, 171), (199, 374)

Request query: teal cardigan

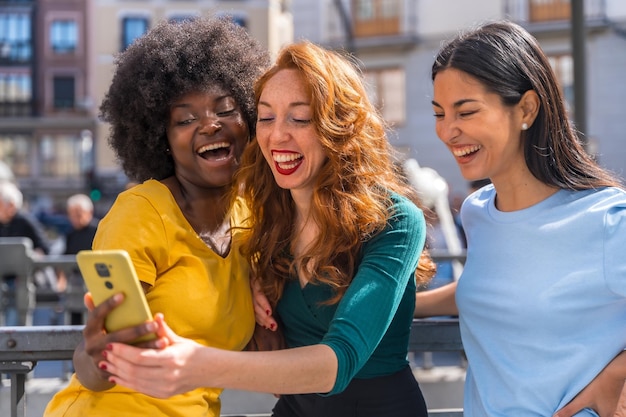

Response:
(275, 193), (427, 395)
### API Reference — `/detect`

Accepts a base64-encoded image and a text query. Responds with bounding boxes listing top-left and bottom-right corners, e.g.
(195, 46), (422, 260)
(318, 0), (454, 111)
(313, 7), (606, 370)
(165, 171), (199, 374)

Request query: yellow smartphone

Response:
(76, 249), (156, 344)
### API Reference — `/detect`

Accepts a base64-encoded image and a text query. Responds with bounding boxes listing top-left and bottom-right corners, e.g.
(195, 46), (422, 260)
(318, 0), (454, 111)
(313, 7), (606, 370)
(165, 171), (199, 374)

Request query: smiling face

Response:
(166, 85), (249, 189)
(256, 68), (327, 199)
(432, 68), (527, 185)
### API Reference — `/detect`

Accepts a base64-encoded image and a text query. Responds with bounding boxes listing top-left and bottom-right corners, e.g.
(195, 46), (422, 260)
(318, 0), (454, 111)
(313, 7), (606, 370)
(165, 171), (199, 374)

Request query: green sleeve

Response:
(321, 194), (427, 394)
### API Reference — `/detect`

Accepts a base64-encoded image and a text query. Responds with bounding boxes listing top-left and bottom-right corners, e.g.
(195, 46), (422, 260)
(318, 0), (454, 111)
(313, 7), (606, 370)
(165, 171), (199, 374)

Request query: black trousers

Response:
(272, 366), (428, 417)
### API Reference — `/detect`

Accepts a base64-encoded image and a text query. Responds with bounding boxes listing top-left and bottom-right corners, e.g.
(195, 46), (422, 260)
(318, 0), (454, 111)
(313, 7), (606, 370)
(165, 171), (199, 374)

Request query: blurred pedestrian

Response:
(57, 193), (99, 324)
(0, 181), (52, 325)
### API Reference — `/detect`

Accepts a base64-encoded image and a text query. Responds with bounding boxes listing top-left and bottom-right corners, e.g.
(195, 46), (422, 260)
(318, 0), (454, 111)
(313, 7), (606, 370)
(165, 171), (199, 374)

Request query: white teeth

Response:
(197, 142), (229, 153)
(453, 145), (481, 157)
(273, 153), (302, 163)
(279, 161), (300, 170)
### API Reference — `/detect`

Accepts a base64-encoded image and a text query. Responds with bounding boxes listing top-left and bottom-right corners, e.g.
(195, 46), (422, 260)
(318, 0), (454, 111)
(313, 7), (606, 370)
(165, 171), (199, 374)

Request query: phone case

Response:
(76, 249), (156, 343)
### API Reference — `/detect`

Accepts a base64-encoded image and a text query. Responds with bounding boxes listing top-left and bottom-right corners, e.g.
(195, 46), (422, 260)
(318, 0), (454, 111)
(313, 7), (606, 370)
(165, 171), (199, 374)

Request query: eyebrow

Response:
(431, 98), (479, 108)
(258, 100), (310, 108)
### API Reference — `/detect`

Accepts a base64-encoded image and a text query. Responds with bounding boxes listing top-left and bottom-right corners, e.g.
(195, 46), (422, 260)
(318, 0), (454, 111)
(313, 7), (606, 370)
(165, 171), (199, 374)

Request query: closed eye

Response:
(217, 108), (238, 117)
(176, 118), (195, 125)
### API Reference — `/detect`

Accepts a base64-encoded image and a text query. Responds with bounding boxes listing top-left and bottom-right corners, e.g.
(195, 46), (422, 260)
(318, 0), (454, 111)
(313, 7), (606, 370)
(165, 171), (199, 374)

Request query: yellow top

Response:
(44, 180), (255, 417)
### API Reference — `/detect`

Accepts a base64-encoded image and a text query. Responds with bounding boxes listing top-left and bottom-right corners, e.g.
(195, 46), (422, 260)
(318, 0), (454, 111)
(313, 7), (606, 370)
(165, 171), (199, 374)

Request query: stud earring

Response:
(521, 123), (528, 131)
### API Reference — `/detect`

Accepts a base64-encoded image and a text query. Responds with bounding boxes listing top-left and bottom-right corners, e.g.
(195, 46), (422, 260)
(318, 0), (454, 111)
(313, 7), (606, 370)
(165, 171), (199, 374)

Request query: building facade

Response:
(0, 0), (94, 217)
(0, 0), (292, 218)
(293, 0), (626, 200)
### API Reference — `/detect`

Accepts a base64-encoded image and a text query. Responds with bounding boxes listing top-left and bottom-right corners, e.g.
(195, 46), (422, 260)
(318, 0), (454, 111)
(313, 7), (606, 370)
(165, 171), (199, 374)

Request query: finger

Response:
(89, 293), (125, 324)
(82, 295), (123, 341)
(105, 342), (164, 365)
(253, 304), (273, 328)
(553, 395), (585, 417)
(103, 343), (186, 399)
(112, 320), (159, 346)
(100, 352), (161, 397)
(153, 314), (180, 344)
(84, 292), (96, 311)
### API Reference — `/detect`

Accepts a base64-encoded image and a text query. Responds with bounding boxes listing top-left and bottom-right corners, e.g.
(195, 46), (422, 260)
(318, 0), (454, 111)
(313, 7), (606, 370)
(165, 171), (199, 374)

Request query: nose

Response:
(198, 114), (221, 135)
(265, 119), (289, 144)
(436, 117), (460, 143)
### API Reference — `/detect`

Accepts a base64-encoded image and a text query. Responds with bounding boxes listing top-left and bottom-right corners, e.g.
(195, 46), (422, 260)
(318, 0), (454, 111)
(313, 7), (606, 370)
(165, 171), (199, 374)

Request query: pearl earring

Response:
(521, 123), (528, 131)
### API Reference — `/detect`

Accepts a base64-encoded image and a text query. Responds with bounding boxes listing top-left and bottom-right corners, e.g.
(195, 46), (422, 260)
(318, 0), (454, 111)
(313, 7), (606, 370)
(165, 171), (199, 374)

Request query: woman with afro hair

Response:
(94, 41), (436, 417)
(44, 16), (270, 417)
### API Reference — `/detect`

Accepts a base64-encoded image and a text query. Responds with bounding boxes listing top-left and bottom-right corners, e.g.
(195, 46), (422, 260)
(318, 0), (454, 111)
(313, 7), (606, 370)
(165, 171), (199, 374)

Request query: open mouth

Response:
(453, 145), (481, 158)
(272, 152), (303, 174)
(197, 142), (232, 161)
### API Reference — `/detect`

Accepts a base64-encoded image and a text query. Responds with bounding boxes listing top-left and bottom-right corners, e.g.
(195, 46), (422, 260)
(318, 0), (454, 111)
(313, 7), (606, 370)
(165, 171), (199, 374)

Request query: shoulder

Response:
(562, 187), (626, 214)
(383, 192), (427, 237)
(464, 183), (494, 206)
(109, 180), (171, 212)
(389, 192), (424, 220)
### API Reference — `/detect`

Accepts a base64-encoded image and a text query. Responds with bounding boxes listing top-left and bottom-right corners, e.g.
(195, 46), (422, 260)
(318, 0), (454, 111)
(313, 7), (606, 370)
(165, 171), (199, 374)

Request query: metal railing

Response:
(0, 320), (463, 417)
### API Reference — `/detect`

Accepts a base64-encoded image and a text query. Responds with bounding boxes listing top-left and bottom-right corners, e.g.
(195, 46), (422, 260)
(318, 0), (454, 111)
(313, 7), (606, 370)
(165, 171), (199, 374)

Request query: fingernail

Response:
(106, 344), (113, 351)
(102, 350), (107, 358)
(99, 363), (107, 370)
(266, 309), (271, 316)
(270, 323), (275, 330)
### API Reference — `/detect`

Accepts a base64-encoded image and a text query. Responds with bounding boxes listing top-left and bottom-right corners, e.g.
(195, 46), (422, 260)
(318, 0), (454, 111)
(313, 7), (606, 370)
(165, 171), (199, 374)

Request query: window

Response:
(0, 12), (32, 62)
(0, 134), (31, 177)
(121, 17), (148, 50)
(529, 0), (571, 22)
(364, 67), (405, 126)
(0, 72), (32, 116)
(352, 0), (401, 37)
(50, 20), (77, 54)
(53, 76), (75, 109)
(40, 134), (84, 177)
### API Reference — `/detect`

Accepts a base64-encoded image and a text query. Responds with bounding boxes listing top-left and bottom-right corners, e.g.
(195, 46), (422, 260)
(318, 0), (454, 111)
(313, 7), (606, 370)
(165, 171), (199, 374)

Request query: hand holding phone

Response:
(77, 249), (156, 344)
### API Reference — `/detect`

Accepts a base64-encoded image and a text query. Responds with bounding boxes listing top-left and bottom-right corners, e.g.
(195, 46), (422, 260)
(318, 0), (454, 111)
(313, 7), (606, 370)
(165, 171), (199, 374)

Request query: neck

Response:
(491, 177), (558, 212)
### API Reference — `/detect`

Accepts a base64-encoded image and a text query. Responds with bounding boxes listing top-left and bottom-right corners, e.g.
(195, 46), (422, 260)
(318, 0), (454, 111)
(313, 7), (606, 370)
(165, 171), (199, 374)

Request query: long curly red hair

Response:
(235, 41), (435, 306)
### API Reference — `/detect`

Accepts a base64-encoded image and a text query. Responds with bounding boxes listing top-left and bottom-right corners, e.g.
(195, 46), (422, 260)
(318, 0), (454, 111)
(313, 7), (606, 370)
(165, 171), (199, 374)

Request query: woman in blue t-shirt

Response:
(415, 20), (626, 417)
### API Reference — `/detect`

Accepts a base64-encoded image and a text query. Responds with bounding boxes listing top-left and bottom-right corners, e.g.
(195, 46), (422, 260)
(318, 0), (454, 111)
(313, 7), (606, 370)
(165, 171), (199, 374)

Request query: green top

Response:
(276, 192), (427, 395)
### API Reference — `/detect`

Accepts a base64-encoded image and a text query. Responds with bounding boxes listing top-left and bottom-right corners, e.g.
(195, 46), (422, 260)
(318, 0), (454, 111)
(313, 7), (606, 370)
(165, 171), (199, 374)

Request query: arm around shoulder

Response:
(414, 281), (458, 318)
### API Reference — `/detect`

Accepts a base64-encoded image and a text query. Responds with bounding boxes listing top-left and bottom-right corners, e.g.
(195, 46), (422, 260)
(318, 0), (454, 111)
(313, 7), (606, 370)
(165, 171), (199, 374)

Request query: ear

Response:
(519, 90), (540, 128)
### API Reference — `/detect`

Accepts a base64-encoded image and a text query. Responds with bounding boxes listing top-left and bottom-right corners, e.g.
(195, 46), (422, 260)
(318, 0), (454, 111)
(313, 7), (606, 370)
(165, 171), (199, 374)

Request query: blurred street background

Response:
(1, 0), (626, 415)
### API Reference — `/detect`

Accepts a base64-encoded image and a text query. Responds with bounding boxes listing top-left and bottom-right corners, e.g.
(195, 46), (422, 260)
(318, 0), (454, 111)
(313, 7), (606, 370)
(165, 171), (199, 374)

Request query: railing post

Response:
(2, 361), (35, 417)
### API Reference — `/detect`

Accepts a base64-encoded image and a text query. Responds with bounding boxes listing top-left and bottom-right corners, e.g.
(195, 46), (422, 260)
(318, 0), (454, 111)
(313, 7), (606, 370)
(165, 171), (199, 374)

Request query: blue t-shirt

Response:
(458, 185), (626, 416)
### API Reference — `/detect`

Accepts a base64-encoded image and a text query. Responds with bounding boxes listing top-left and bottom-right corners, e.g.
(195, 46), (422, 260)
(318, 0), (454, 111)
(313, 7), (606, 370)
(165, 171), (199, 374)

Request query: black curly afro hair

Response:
(99, 16), (270, 182)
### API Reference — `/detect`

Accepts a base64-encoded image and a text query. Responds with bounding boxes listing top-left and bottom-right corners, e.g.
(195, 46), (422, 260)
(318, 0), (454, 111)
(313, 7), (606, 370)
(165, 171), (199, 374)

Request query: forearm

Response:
(73, 340), (115, 391)
(197, 343), (338, 394)
(414, 281), (458, 317)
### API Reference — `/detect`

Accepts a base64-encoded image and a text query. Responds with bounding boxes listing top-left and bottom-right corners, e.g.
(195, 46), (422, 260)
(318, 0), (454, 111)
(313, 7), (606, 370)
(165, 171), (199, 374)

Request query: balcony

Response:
(0, 100), (32, 117)
(504, 0), (607, 32)
(325, 0), (419, 52)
